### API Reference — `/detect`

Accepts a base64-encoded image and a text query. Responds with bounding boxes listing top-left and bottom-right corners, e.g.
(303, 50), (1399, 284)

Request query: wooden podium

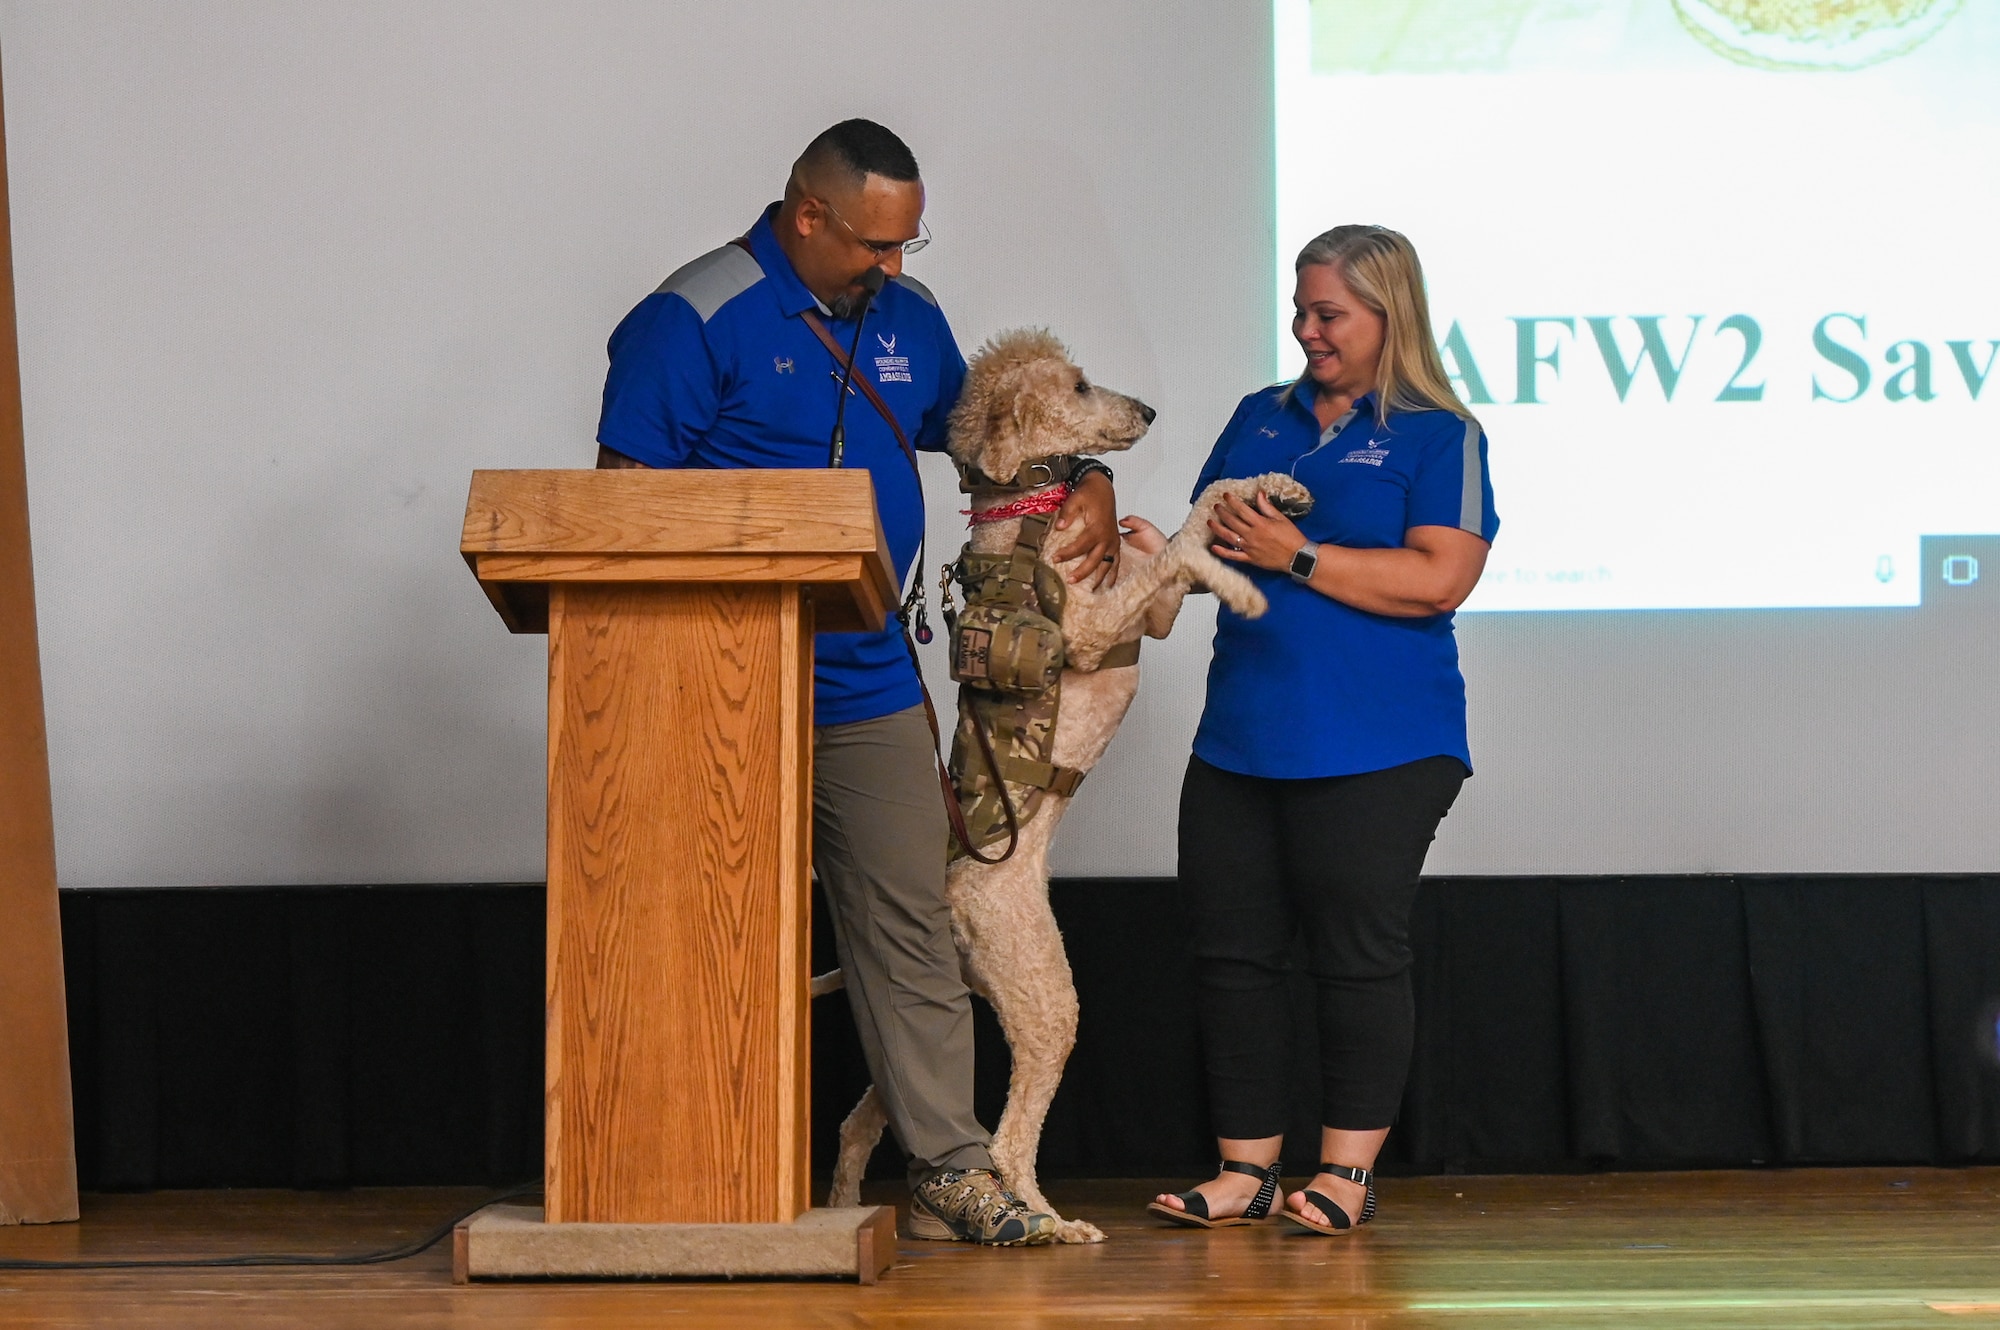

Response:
(455, 468), (900, 1282)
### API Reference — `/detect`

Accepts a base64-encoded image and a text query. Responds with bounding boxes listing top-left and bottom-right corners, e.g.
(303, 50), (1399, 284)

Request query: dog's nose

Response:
(1138, 401), (1157, 425)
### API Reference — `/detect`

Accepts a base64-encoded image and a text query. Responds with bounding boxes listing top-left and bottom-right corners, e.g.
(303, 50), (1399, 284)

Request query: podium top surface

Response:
(462, 469), (897, 634)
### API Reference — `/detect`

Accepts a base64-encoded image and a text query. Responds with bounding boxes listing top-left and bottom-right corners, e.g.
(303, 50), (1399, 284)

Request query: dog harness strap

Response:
(1006, 515), (1050, 605)
(992, 753), (1056, 788)
(953, 692), (1021, 864)
(1045, 766), (1087, 798)
(1098, 640), (1140, 669)
(956, 744), (1086, 801)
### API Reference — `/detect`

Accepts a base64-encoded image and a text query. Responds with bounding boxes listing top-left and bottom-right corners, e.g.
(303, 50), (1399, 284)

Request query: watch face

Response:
(1291, 546), (1316, 577)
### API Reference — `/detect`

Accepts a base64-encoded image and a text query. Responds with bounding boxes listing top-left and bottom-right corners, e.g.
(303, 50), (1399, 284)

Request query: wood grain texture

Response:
(6, 1171), (2000, 1326)
(473, 552), (887, 635)
(544, 582), (812, 1225)
(463, 468), (889, 558)
(462, 470), (895, 635)
(855, 1203), (896, 1286)
(0, 46), (79, 1228)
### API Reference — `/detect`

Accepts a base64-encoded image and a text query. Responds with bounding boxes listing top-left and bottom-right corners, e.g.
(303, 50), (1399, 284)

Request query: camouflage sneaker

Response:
(908, 1168), (1058, 1245)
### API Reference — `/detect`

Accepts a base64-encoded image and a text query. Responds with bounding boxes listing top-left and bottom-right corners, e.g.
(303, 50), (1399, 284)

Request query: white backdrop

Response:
(6, 1), (1996, 887)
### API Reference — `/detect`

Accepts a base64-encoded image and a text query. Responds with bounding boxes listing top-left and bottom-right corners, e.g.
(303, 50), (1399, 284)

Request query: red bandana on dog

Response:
(964, 483), (1071, 525)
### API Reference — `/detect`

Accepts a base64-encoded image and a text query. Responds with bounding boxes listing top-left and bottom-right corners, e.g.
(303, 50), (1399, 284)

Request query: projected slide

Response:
(1276, 0), (2000, 612)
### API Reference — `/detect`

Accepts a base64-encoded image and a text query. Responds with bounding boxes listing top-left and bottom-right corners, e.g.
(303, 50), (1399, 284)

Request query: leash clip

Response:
(937, 561), (960, 640)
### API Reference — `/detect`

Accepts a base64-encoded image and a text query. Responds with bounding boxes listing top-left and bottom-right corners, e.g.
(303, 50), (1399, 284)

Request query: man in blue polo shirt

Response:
(595, 120), (1121, 1246)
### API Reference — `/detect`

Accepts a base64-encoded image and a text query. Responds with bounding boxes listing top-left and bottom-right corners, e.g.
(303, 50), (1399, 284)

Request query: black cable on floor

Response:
(0, 1182), (540, 1270)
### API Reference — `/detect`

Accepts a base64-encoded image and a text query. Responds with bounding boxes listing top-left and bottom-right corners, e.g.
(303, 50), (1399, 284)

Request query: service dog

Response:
(824, 329), (1311, 1242)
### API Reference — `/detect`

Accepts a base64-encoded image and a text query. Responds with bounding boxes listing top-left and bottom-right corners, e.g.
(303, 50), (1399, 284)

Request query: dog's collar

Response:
(957, 454), (1102, 496)
(965, 483), (1070, 526)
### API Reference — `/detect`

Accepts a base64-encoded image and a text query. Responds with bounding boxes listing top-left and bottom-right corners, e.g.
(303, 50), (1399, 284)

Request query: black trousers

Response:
(1177, 753), (1466, 1138)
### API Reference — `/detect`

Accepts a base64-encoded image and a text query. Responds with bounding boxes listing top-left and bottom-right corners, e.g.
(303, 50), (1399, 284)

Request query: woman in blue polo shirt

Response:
(1149, 225), (1498, 1236)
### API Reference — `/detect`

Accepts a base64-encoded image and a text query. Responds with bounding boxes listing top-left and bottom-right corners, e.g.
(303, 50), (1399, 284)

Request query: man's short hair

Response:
(796, 119), (920, 191)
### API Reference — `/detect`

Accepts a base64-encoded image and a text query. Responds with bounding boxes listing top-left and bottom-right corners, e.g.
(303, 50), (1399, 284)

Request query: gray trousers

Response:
(813, 704), (993, 1181)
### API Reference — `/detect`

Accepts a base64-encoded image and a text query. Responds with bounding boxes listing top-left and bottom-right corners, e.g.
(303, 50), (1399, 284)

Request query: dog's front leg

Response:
(1142, 581), (1193, 639)
(1045, 544), (1185, 671)
(1166, 536), (1268, 619)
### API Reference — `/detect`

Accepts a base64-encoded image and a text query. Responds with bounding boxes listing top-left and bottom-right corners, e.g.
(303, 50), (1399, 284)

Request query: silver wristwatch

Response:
(1289, 540), (1320, 584)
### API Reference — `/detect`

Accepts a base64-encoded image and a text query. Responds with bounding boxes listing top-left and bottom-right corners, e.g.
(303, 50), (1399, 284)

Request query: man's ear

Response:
(790, 196), (823, 239)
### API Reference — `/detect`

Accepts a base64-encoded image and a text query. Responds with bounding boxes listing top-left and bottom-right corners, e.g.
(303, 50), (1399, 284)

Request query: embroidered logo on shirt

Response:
(873, 347), (913, 384)
(1258, 426), (1279, 438)
(877, 334), (897, 355)
(774, 356), (795, 374)
(1338, 444), (1391, 466)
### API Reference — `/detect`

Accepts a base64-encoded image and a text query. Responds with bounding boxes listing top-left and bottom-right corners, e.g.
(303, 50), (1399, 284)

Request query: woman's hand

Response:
(1209, 491), (1306, 573)
(1119, 515), (1168, 557)
(1053, 470), (1121, 588)
(1209, 489), (1492, 616)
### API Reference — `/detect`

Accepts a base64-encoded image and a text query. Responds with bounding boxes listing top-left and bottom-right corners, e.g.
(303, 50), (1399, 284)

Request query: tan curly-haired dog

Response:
(823, 329), (1311, 1242)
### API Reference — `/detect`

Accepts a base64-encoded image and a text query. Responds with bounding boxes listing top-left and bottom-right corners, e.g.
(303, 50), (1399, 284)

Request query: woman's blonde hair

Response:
(1293, 224), (1471, 423)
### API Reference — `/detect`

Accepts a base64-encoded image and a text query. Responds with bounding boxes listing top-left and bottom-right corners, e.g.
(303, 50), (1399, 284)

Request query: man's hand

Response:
(1053, 470), (1120, 588)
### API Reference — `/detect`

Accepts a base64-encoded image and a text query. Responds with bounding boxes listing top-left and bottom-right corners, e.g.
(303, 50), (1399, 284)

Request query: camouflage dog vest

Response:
(944, 513), (1136, 859)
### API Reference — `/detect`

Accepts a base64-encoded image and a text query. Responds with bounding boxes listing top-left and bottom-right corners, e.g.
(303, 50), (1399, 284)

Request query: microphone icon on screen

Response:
(1875, 555), (1894, 584)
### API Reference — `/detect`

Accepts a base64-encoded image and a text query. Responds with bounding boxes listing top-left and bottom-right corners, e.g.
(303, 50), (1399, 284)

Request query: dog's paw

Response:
(1202, 559), (1270, 620)
(1251, 471), (1313, 518)
(1054, 1217), (1107, 1244)
(1190, 473), (1314, 522)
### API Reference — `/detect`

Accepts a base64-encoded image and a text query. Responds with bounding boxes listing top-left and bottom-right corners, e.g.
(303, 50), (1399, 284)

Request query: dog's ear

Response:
(946, 359), (995, 469)
(976, 364), (1038, 483)
(1008, 370), (1047, 469)
(949, 331), (1082, 481)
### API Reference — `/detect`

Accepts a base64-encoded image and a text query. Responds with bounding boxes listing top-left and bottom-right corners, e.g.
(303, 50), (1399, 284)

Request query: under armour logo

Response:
(774, 356), (795, 374)
(876, 333), (897, 355)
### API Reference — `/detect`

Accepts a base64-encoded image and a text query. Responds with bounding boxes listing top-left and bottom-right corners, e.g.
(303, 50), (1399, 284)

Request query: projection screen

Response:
(7, 0), (1997, 886)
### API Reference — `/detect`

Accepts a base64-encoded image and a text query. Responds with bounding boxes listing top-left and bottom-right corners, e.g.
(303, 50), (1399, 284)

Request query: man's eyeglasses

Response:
(820, 196), (931, 257)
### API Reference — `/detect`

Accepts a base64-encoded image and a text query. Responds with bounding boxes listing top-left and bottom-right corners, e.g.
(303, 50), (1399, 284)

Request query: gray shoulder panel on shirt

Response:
(655, 244), (764, 323)
(891, 273), (938, 306)
(1458, 416), (1485, 535)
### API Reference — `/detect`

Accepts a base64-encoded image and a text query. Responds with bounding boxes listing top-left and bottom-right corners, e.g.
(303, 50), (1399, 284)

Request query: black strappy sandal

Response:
(1147, 1160), (1284, 1229)
(1280, 1163), (1377, 1235)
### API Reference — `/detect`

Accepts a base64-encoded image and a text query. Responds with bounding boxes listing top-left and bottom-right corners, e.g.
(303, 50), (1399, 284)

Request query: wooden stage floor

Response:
(3, 1169), (1998, 1328)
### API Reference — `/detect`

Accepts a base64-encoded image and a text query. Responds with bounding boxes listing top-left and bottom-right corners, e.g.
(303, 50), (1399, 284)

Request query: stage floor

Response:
(3, 1169), (1998, 1327)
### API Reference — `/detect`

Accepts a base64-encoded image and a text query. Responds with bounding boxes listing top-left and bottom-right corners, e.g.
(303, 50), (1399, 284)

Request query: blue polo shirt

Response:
(597, 205), (966, 726)
(1190, 381), (1499, 780)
